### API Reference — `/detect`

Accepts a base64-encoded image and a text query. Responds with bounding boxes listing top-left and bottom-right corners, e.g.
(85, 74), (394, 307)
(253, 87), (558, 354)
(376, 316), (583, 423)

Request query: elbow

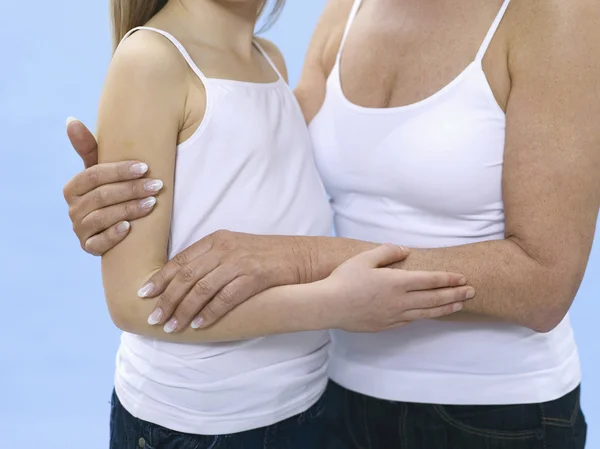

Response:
(527, 269), (583, 334)
(106, 295), (143, 334)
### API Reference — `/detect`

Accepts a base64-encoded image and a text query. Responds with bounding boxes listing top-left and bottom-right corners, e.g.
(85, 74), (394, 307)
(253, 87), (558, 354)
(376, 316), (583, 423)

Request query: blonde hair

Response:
(111, 0), (286, 51)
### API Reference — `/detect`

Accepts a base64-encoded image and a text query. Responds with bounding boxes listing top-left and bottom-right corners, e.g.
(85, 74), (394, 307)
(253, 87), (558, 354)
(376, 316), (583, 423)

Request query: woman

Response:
(64, 0), (599, 448)
(72, 0), (471, 448)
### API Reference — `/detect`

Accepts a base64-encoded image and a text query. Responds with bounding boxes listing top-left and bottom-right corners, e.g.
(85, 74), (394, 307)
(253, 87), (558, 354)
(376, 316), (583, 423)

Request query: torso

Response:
(307, 0), (580, 405)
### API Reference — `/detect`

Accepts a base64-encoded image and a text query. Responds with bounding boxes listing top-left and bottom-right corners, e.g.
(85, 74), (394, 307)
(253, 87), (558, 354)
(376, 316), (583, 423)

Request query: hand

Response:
(63, 118), (163, 255)
(324, 244), (473, 332)
(139, 231), (308, 332)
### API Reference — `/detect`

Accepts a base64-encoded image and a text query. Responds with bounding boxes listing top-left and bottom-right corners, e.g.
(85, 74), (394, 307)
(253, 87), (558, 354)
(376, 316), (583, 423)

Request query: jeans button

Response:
(138, 437), (146, 448)
(535, 428), (544, 440)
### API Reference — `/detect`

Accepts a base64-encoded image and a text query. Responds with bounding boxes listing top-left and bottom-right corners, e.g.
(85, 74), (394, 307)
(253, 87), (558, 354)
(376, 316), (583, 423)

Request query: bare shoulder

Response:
(254, 37), (289, 82)
(307, 0), (355, 77)
(110, 30), (190, 86)
(508, 0), (600, 65)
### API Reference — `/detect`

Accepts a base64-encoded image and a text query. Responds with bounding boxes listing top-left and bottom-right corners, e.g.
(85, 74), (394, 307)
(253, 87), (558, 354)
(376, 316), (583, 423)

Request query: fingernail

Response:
(130, 163), (149, 175)
(66, 116), (78, 127)
(139, 197), (157, 209)
(147, 308), (163, 325)
(465, 288), (475, 299)
(453, 302), (464, 312)
(191, 317), (204, 329)
(138, 282), (155, 298)
(164, 318), (178, 333)
(458, 277), (467, 286)
(144, 180), (163, 192)
(116, 221), (130, 234)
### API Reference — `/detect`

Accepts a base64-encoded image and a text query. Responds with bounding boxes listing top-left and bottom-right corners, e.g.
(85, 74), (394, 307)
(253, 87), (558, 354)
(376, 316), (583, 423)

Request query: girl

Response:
(98, 0), (470, 447)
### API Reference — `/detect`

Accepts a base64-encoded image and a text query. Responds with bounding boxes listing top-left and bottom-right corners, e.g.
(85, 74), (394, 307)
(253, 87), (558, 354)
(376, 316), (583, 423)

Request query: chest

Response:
(338, 0), (510, 111)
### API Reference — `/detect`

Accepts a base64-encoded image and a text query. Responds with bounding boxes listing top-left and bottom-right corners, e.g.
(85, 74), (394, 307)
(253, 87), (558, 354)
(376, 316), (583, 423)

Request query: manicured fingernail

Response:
(465, 288), (475, 299)
(458, 277), (467, 285)
(453, 303), (464, 312)
(191, 317), (204, 329)
(66, 116), (78, 127)
(138, 282), (154, 298)
(144, 180), (163, 192)
(147, 308), (163, 325)
(164, 318), (178, 333)
(116, 221), (130, 234)
(139, 197), (156, 209)
(130, 163), (149, 175)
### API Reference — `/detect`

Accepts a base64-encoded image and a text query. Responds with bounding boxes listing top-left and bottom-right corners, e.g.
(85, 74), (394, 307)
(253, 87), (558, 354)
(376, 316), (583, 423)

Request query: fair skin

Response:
(90, 0), (470, 342)
(65, 0), (599, 334)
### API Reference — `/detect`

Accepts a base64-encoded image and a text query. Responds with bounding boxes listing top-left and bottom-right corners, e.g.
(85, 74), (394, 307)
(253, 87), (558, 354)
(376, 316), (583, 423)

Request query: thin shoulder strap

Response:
(336, 0), (364, 64)
(475, 0), (511, 61)
(253, 40), (284, 80)
(119, 26), (209, 84)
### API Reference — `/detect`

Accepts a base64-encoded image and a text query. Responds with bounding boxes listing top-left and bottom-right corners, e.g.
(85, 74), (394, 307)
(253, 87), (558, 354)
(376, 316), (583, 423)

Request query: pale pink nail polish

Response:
(147, 308), (163, 325)
(191, 317), (204, 329)
(139, 197), (157, 209)
(144, 180), (163, 192)
(116, 221), (130, 234)
(130, 163), (149, 175)
(164, 318), (178, 333)
(138, 282), (155, 298)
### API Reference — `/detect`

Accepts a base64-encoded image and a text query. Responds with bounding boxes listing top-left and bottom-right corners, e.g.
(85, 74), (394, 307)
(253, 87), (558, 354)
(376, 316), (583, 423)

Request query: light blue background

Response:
(0, 1), (597, 448)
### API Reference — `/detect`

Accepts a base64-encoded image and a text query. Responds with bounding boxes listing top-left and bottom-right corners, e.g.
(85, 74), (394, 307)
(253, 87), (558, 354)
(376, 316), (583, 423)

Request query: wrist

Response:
(309, 277), (343, 330)
(287, 236), (316, 284)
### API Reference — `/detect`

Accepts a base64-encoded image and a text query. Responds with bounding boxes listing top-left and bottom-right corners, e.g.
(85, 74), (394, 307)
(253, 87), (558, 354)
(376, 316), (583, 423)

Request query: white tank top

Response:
(114, 27), (333, 434)
(309, 0), (580, 405)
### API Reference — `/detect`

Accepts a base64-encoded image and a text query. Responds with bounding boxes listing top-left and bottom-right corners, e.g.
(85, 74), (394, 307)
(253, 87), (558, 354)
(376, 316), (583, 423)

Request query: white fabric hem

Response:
(114, 376), (327, 435)
(328, 349), (581, 405)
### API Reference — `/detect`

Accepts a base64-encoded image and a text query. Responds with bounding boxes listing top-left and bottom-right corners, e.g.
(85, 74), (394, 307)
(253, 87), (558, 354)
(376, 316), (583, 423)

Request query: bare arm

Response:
(97, 32), (330, 342)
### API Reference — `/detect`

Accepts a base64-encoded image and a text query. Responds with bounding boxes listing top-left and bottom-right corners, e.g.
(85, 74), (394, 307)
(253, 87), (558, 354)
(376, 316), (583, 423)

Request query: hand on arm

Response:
(63, 119), (162, 255)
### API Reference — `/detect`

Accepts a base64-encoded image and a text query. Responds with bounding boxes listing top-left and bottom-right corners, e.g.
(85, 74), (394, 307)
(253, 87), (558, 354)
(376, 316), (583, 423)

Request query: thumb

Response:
(354, 244), (410, 268)
(66, 117), (98, 169)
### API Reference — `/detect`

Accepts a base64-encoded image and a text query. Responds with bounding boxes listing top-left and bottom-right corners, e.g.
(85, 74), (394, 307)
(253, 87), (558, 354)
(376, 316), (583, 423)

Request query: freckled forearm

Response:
(293, 235), (560, 330)
(390, 239), (561, 330)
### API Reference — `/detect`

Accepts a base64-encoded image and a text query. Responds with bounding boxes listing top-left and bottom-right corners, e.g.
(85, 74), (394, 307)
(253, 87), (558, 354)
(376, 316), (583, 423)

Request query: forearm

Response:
(297, 236), (569, 331)
(107, 278), (331, 343)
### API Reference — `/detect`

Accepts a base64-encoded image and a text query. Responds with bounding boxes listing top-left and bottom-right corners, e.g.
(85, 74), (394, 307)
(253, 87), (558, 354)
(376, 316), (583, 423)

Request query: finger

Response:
(399, 302), (465, 322)
(78, 196), (157, 242)
(140, 236), (216, 298)
(405, 286), (475, 310)
(66, 117), (98, 169)
(73, 178), (162, 221)
(145, 257), (220, 327)
(168, 268), (239, 332)
(83, 221), (131, 256)
(64, 161), (152, 199)
(193, 276), (257, 329)
(403, 271), (467, 291)
(352, 244), (409, 268)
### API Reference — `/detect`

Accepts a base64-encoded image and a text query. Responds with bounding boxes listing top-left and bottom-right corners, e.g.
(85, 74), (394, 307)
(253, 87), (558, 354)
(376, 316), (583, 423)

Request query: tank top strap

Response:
(336, 0), (364, 65)
(475, 0), (511, 62)
(119, 27), (210, 85)
(252, 40), (284, 81)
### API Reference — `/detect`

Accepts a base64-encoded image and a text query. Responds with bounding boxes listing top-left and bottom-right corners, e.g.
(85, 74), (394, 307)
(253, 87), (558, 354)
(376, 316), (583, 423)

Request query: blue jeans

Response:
(323, 381), (587, 449)
(109, 390), (326, 449)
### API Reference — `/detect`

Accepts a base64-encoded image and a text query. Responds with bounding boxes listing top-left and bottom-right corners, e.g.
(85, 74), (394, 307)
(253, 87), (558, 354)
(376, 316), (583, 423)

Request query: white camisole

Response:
(309, 0), (581, 405)
(114, 27), (333, 434)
